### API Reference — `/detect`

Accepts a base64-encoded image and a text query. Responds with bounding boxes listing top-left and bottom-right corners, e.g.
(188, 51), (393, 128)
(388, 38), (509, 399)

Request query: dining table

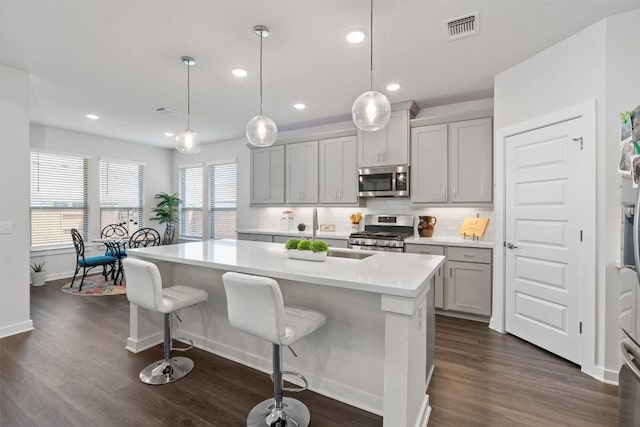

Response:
(93, 237), (129, 284)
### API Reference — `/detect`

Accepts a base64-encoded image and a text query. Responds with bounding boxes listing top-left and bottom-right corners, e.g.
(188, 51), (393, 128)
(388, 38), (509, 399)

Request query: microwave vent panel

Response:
(445, 11), (480, 41)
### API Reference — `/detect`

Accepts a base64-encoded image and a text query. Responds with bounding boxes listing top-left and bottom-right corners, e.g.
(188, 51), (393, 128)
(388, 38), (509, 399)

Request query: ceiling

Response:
(3, 0), (640, 149)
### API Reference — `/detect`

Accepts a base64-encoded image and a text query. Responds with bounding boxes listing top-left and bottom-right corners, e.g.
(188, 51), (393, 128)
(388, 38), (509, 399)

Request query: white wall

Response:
(30, 124), (173, 280)
(0, 64), (33, 338)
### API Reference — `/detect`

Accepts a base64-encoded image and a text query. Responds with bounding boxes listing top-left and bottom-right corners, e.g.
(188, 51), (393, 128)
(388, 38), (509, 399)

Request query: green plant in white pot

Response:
(30, 261), (47, 286)
(285, 238), (329, 262)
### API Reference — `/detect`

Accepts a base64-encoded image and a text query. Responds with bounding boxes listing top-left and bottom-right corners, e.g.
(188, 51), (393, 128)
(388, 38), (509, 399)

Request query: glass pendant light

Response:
(352, 0), (391, 132)
(246, 25), (278, 147)
(175, 56), (202, 154)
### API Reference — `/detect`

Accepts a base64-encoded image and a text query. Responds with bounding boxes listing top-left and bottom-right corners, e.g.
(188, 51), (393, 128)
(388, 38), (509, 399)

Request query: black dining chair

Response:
(70, 228), (117, 291)
(129, 228), (161, 248)
(101, 223), (129, 257)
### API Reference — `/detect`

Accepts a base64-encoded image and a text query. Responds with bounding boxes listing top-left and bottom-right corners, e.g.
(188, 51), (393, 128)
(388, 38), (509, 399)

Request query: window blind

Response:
(209, 162), (237, 239)
(100, 160), (143, 235)
(30, 152), (88, 247)
(179, 166), (203, 238)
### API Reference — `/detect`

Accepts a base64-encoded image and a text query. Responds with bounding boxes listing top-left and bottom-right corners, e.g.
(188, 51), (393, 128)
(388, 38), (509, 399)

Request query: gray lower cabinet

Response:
(445, 247), (492, 316)
(404, 244), (445, 309)
(405, 244), (492, 315)
(237, 233), (273, 243)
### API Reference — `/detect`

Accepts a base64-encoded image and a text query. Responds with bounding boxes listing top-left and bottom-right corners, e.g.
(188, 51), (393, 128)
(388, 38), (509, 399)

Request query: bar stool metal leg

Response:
(139, 313), (195, 385)
(247, 344), (311, 427)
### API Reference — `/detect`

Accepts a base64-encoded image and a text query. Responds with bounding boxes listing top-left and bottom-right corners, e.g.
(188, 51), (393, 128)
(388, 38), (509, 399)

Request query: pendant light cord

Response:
(186, 61), (191, 129)
(370, 0), (373, 92)
(259, 28), (264, 116)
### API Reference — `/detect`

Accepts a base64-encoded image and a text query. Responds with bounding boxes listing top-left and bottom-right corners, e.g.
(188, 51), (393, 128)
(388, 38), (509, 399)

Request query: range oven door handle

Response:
(621, 338), (640, 381)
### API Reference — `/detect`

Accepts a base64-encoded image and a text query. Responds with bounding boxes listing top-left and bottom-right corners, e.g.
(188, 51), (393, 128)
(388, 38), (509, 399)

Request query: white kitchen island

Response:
(126, 239), (445, 427)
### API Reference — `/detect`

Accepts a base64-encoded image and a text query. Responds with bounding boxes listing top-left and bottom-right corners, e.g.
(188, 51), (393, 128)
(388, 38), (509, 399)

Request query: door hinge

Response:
(580, 230), (583, 242)
(579, 322), (582, 334)
(572, 137), (583, 150)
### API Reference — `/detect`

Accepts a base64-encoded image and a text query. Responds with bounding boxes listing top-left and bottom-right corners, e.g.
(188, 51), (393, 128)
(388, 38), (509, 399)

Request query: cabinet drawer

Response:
(447, 247), (491, 263)
(404, 244), (444, 256)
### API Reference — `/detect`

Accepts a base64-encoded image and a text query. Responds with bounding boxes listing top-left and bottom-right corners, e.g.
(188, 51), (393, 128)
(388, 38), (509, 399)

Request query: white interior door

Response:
(505, 117), (582, 365)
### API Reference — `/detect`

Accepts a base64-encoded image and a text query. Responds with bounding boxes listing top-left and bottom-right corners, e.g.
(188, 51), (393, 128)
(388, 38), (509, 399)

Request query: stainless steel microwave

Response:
(358, 165), (409, 197)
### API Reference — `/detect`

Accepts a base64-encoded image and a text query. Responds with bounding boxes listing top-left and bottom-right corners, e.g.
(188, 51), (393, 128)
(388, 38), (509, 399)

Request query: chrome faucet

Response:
(312, 208), (318, 241)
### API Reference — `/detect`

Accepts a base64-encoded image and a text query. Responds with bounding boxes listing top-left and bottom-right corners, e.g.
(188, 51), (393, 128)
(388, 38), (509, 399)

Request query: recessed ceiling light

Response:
(346, 30), (366, 44)
(386, 83), (401, 91)
(163, 132), (174, 137)
(86, 113), (99, 120)
(232, 68), (248, 78)
(294, 103), (306, 110)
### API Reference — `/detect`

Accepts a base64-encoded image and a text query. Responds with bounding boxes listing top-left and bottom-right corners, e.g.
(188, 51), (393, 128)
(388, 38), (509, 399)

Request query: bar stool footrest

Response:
(281, 370), (308, 392)
(171, 337), (194, 352)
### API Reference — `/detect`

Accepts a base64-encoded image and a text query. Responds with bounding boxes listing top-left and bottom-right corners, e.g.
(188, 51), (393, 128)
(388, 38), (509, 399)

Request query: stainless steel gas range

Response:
(348, 214), (414, 252)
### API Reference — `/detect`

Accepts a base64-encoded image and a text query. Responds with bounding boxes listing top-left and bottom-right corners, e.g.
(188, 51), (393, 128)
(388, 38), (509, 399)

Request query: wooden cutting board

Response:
(458, 217), (490, 238)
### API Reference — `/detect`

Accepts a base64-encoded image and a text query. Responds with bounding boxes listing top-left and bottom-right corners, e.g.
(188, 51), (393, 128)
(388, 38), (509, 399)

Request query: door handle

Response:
(506, 242), (518, 249)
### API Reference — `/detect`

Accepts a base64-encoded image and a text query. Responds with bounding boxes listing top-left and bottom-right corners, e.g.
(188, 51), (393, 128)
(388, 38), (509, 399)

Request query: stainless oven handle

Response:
(621, 338), (640, 381)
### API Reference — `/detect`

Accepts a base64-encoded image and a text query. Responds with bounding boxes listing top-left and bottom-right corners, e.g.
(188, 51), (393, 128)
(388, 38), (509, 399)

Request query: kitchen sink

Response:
(327, 250), (374, 260)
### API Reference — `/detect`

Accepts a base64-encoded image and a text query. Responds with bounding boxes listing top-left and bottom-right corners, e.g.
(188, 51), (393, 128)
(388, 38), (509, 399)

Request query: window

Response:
(209, 162), (237, 239)
(30, 152), (88, 247)
(179, 166), (203, 238)
(100, 159), (143, 234)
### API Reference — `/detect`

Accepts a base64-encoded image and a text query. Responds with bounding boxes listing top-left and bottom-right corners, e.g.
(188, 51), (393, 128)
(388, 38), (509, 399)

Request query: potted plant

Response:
(285, 238), (329, 262)
(150, 192), (182, 244)
(30, 261), (47, 286)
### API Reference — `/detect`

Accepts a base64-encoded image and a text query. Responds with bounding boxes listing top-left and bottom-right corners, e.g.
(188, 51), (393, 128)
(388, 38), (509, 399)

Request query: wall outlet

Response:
(0, 221), (14, 234)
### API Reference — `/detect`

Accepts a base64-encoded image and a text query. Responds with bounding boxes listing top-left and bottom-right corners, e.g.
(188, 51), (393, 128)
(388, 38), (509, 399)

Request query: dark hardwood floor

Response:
(1, 278), (618, 426)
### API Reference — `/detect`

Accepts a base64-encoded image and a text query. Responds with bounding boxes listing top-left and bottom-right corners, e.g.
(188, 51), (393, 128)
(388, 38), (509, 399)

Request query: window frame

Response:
(99, 158), (144, 236)
(179, 164), (204, 239)
(29, 150), (89, 249)
(208, 160), (237, 240)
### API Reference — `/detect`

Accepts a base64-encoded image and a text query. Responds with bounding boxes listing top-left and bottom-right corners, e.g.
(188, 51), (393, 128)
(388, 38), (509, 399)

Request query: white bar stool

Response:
(222, 272), (326, 427)
(123, 258), (208, 385)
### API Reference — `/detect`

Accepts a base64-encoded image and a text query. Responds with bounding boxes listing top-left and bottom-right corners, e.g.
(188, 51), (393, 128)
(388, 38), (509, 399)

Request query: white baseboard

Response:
(0, 319), (34, 338)
(426, 364), (435, 389)
(437, 310), (489, 323)
(181, 330), (384, 416)
(125, 332), (163, 353)
(581, 364), (619, 386)
(414, 395), (431, 427)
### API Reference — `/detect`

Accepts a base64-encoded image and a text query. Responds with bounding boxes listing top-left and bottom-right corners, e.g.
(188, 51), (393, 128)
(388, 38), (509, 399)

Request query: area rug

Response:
(61, 275), (126, 296)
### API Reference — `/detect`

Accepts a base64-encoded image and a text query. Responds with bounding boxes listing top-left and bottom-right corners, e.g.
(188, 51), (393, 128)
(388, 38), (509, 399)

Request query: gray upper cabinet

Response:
(357, 109), (410, 167)
(319, 136), (358, 204)
(449, 118), (492, 203)
(251, 145), (285, 205)
(410, 124), (448, 203)
(411, 117), (492, 204)
(285, 140), (318, 204)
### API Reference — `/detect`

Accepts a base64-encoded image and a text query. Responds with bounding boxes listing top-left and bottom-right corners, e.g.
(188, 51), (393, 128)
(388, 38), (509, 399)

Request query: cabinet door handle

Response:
(463, 254), (475, 258)
(453, 187), (457, 198)
(449, 268), (452, 277)
(442, 187), (446, 200)
(339, 190), (343, 199)
(438, 267), (441, 277)
(383, 152), (387, 162)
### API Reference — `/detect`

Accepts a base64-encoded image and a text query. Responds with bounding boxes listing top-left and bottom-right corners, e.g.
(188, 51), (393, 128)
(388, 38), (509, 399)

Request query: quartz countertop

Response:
(128, 239), (444, 298)
(405, 236), (494, 248)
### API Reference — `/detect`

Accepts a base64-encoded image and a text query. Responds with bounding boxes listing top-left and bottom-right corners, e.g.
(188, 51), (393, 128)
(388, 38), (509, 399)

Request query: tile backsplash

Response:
(251, 199), (494, 241)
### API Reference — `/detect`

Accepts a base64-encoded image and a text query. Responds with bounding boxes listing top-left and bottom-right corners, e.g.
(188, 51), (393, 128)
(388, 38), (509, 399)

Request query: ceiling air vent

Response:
(155, 107), (177, 115)
(445, 11), (480, 41)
